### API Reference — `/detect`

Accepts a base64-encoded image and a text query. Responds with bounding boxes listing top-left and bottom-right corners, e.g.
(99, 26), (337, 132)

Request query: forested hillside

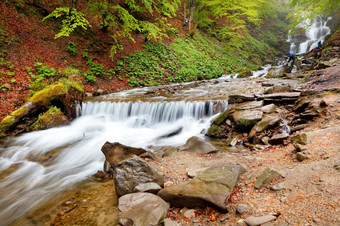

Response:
(0, 0), (290, 121)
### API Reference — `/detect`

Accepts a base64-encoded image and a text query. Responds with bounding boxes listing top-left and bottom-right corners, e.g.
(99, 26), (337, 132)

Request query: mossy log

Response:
(0, 81), (83, 136)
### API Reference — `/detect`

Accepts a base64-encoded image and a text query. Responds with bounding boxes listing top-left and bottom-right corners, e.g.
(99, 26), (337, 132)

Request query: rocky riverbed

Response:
(15, 64), (340, 226)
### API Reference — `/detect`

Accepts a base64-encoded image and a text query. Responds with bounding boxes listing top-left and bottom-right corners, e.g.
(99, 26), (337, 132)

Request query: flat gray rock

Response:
(158, 165), (246, 211)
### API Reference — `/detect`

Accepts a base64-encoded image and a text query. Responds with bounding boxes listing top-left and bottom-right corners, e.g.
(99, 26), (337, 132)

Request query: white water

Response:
(0, 100), (225, 224)
(287, 15), (332, 54)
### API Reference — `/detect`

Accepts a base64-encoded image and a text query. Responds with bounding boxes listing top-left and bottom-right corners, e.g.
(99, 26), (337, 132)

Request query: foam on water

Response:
(0, 100), (225, 224)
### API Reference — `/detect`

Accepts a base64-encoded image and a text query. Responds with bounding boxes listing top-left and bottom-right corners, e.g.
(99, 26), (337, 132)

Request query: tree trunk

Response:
(69, 0), (78, 15)
(188, 0), (196, 35)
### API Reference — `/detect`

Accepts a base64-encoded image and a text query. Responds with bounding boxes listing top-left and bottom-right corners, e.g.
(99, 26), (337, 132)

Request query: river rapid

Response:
(0, 72), (301, 225)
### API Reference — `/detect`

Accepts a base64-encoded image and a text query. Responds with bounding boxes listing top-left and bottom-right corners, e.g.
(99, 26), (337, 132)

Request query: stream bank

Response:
(15, 64), (340, 226)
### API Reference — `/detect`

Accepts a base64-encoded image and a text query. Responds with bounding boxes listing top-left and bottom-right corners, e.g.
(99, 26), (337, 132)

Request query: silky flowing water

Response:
(0, 73), (287, 224)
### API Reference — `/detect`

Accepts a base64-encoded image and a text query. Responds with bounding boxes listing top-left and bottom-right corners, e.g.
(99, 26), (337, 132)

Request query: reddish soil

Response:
(0, 1), (186, 121)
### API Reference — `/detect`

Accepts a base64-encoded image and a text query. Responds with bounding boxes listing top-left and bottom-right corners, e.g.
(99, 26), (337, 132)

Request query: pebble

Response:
(236, 204), (249, 215)
(271, 182), (284, 191)
(183, 209), (195, 219)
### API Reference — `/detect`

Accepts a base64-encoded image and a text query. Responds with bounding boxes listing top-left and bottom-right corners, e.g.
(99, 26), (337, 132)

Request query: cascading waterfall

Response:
(287, 15), (332, 54)
(0, 100), (226, 224)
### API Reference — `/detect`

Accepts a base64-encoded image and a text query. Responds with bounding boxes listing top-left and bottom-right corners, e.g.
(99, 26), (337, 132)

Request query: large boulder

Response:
(119, 192), (169, 226)
(114, 156), (169, 197)
(158, 165), (246, 211)
(180, 136), (217, 154)
(232, 110), (263, 132)
(101, 142), (147, 168)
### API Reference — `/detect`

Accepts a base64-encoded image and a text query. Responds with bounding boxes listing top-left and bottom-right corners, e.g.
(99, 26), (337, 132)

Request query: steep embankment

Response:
(0, 1), (282, 124)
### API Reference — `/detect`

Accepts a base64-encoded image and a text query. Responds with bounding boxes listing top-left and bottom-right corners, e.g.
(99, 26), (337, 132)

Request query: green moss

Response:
(206, 125), (221, 137)
(11, 106), (27, 117)
(0, 131), (6, 138)
(213, 110), (230, 126)
(60, 77), (84, 93)
(0, 115), (15, 132)
(27, 107), (66, 131)
(29, 83), (67, 104)
(238, 118), (255, 127)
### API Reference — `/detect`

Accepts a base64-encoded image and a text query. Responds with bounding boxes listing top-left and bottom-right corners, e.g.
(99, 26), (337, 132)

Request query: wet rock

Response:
(261, 104), (276, 114)
(158, 165), (246, 211)
(101, 142), (147, 168)
(236, 204), (250, 215)
(180, 136), (217, 154)
(261, 82), (274, 87)
(266, 67), (286, 78)
(92, 88), (105, 96)
(114, 156), (169, 196)
(255, 168), (283, 189)
(235, 101), (264, 110)
(228, 94), (255, 104)
(232, 110), (263, 131)
(268, 134), (289, 145)
(27, 107), (69, 132)
(249, 116), (281, 137)
(271, 182), (284, 191)
(134, 182), (162, 194)
(238, 71), (253, 78)
(118, 192), (169, 226)
(212, 110), (231, 125)
(212, 101), (227, 114)
(244, 214), (277, 226)
(158, 127), (183, 139)
(206, 124), (223, 138)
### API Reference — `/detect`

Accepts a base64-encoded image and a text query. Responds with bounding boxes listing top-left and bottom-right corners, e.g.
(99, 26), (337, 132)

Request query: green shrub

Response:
(66, 42), (77, 56)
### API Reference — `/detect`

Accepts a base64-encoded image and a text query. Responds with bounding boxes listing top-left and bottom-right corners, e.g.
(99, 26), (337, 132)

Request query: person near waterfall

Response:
(313, 41), (323, 59)
(286, 52), (301, 71)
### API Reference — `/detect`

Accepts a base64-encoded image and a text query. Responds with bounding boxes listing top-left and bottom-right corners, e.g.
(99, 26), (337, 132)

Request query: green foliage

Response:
(27, 62), (56, 90)
(81, 52), (115, 84)
(43, 7), (91, 39)
(86, 0), (180, 58)
(117, 32), (259, 87)
(66, 42), (77, 56)
(287, 0), (340, 33)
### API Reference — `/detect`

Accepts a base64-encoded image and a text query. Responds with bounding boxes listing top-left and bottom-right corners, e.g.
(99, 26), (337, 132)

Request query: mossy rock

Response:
(29, 83), (68, 104)
(206, 125), (222, 137)
(27, 107), (69, 132)
(0, 80), (84, 136)
(212, 110), (230, 126)
(0, 106), (28, 133)
(238, 71), (252, 78)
